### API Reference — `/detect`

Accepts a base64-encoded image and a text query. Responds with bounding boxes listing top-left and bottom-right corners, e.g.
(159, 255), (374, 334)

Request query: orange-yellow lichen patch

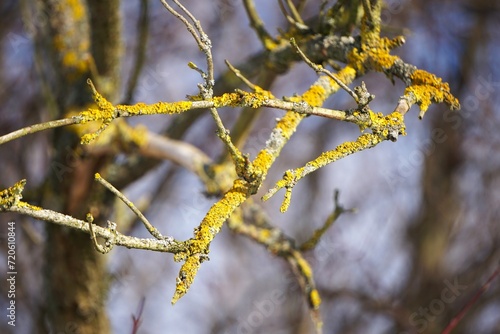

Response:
(359, 0), (382, 47)
(50, 0), (90, 79)
(172, 255), (202, 304)
(79, 107), (114, 123)
(242, 87), (274, 108)
(275, 112), (305, 139)
(67, 0), (86, 21)
(258, 228), (272, 240)
(0, 179), (26, 210)
(296, 254), (313, 279)
(309, 289), (322, 309)
(211, 90), (274, 109)
(117, 101), (194, 116)
(405, 70), (461, 112)
(190, 179), (248, 255)
(172, 179), (251, 303)
(368, 110), (406, 137)
(302, 84), (328, 107)
(267, 132), (385, 213)
(16, 201), (42, 211)
(348, 38), (401, 74)
(212, 93), (240, 108)
(318, 133), (381, 163)
(253, 150), (275, 175)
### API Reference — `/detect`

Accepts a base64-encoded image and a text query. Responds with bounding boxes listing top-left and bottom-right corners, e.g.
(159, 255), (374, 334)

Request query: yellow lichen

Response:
(212, 93), (240, 108)
(319, 133), (381, 163)
(17, 201), (42, 211)
(211, 90), (273, 109)
(172, 255), (201, 304)
(259, 228), (272, 239)
(367, 110), (406, 137)
(253, 150), (275, 175)
(263, 37), (280, 51)
(76, 92), (196, 144)
(359, 1), (382, 47)
(296, 254), (313, 279)
(173, 179), (250, 303)
(117, 101), (194, 116)
(190, 179), (248, 255)
(0, 179), (26, 210)
(405, 70), (460, 112)
(128, 124), (148, 147)
(309, 289), (322, 309)
(301, 84), (328, 107)
(50, 0), (90, 79)
(242, 88), (274, 108)
(276, 112), (305, 139)
(348, 37), (401, 74)
(67, 0), (85, 21)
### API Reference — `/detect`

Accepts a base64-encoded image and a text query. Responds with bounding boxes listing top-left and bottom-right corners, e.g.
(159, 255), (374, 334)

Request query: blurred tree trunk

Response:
(31, 0), (121, 333)
(403, 2), (491, 331)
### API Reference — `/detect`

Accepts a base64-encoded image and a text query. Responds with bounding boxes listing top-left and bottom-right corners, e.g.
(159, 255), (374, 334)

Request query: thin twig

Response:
(7, 202), (180, 252)
(300, 190), (355, 251)
(87, 213), (113, 254)
(243, 0), (276, 49)
(0, 118), (80, 145)
(160, 1), (202, 48)
(173, 0), (214, 85)
(161, 0), (214, 88)
(285, 0), (305, 24)
(290, 38), (359, 103)
(225, 60), (257, 91)
(94, 173), (166, 240)
(442, 267), (500, 334)
(131, 297), (146, 334)
(160, 1), (246, 175)
(277, 0), (295, 26)
(361, 0), (374, 23)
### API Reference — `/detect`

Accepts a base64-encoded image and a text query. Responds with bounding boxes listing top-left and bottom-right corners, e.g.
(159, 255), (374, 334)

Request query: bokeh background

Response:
(0, 0), (499, 333)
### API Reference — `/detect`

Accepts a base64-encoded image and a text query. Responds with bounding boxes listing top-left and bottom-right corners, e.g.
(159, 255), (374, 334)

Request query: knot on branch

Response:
(354, 81), (374, 111)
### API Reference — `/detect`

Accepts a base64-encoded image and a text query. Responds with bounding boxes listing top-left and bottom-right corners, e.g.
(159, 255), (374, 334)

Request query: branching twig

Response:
(131, 297), (146, 334)
(3, 202), (182, 253)
(87, 213), (114, 254)
(290, 38), (359, 103)
(300, 190), (355, 251)
(160, 0), (214, 88)
(228, 203), (323, 333)
(94, 173), (166, 241)
(0, 0), (461, 316)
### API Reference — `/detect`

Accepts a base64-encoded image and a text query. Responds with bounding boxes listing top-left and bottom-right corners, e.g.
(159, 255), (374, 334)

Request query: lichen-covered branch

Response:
(0, 2), (463, 326)
(243, 0), (278, 50)
(171, 178), (249, 304)
(0, 181), (183, 253)
(227, 202), (323, 333)
(0, 118), (79, 145)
